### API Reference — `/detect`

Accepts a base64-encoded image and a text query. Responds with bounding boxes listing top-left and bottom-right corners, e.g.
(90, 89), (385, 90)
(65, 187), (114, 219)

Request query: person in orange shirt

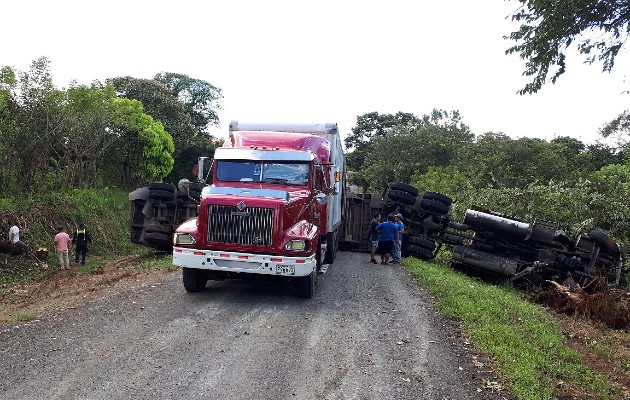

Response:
(54, 227), (71, 270)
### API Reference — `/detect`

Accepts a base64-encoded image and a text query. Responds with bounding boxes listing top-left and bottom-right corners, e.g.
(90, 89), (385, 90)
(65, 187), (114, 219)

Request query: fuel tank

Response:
(452, 245), (521, 276)
(463, 208), (530, 241)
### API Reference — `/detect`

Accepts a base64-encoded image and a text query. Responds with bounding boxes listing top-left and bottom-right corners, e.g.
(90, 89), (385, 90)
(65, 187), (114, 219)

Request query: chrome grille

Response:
(207, 205), (274, 246)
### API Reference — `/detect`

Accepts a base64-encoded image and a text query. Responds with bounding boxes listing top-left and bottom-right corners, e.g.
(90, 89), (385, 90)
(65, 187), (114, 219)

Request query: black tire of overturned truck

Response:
(443, 233), (465, 246)
(422, 191), (452, 206)
(420, 199), (449, 215)
(182, 267), (209, 292)
(388, 190), (416, 205)
(296, 271), (316, 298)
(406, 235), (436, 250)
(148, 190), (176, 201)
(143, 232), (173, 251)
(389, 182), (419, 197)
(144, 224), (172, 234)
(406, 244), (435, 259)
(588, 230), (620, 257)
(148, 182), (175, 192)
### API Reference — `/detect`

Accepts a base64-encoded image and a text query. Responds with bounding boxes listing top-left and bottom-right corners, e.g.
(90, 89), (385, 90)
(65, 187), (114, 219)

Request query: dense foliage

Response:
(0, 57), (222, 196)
(346, 109), (473, 192)
(109, 74), (222, 182)
(506, 0), (630, 94)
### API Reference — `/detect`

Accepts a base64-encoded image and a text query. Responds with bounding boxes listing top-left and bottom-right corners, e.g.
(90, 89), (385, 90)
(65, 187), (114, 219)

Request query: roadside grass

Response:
(127, 250), (175, 271)
(1, 187), (139, 285)
(0, 256), (51, 288)
(6, 312), (37, 324)
(404, 256), (623, 400)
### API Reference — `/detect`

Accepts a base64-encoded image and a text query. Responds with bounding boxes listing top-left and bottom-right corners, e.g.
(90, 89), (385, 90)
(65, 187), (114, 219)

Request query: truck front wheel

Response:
(296, 271), (316, 298)
(182, 267), (209, 292)
(323, 230), (338, 264)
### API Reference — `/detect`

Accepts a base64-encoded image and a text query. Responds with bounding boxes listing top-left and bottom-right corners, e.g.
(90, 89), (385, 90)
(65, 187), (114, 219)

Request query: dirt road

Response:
(0, 251), (512, 399)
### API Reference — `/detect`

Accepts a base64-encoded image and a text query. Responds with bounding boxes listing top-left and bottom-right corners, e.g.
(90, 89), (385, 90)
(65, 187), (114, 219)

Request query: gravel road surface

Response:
(0, 251), (512, 399)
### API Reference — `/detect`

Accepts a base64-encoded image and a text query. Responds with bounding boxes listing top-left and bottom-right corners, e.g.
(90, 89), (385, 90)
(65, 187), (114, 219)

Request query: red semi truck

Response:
(171, 121), (345, 297)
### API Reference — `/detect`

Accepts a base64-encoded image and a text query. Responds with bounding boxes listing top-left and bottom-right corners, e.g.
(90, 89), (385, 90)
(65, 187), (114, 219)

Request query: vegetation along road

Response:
(0, 251), (512, 400)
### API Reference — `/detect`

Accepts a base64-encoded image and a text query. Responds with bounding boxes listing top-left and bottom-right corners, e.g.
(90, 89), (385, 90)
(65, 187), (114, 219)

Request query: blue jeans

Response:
(393, 239), (402, 262)
(75, 243), (88, 264)
(14, 240), (30, 254)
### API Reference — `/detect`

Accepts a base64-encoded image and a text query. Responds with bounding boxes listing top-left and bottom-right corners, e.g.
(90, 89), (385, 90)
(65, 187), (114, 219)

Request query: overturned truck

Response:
(341, 182), (626, 290)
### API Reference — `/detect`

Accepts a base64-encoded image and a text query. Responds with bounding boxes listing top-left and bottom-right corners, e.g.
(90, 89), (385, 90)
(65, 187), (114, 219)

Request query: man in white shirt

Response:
(8, 223), (30, 254)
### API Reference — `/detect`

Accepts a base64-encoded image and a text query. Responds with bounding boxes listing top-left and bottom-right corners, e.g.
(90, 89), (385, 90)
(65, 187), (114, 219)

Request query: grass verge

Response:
(404, 257), (624, 400)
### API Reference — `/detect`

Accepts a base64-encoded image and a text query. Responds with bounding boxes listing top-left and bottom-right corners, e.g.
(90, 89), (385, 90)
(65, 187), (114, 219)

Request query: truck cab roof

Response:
(226, 131), (331, 164)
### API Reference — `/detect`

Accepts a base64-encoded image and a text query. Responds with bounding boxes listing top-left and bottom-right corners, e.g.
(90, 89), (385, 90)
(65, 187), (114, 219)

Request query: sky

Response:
(3, 0), (629, 145)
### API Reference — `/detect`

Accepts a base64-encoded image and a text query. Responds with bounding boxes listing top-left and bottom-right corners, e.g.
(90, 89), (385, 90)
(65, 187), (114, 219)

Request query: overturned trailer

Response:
(340, 182), (626, 290)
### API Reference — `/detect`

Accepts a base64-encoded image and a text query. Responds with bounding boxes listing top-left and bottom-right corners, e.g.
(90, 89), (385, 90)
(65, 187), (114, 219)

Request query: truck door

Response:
(312, 165), (326, 233)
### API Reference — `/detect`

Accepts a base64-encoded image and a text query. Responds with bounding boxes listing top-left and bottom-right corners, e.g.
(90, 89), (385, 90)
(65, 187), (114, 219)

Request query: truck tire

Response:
(148, 182), (175, 192)
(389, 182), (419, 197)
(406, 244), (434, 260)
(443, 233), (465, 246)
(388, 190), (416, 205)
(189, 189), (201, 201)
(420, 199), (449, 214)
(144, 224), (172, 234)
(182, 267), (209, 292)
(407, 235), (436, 250)
(588, 230), (620, 257)
(148, 190), (175, 201)
(296, 271), (315, 298)
(323, 230), (338, 264)
(422, 192), (452, 206)
(143, 232), (173, 251)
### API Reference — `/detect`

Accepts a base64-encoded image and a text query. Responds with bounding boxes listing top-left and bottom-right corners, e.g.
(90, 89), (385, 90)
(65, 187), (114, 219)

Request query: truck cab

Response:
(172, 121), (345, 297)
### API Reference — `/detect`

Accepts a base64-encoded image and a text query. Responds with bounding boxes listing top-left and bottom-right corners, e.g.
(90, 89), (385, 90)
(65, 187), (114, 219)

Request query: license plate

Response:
(276, 264), (295, 275)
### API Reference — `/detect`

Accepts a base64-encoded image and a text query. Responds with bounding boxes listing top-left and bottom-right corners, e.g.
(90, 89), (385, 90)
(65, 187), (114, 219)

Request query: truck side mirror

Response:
(315, 192), (328, 204)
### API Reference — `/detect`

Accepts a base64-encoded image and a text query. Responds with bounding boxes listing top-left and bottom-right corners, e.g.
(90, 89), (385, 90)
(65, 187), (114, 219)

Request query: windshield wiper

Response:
(263, 177), (290, 184)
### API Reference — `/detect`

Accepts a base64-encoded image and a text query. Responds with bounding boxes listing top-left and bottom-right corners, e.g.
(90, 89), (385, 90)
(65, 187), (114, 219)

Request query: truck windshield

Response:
(216, 160), (310, 186)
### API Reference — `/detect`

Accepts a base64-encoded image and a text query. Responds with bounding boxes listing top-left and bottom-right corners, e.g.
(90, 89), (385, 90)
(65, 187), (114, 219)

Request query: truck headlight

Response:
(174, 233), (196, 245)
(284, 240), (306, 251)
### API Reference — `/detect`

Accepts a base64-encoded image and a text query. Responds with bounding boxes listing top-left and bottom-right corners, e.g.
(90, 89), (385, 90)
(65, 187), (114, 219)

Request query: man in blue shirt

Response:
(392, 213), (405, 263)
(367, 213), (381, 264)
(376, 214), (399, 265)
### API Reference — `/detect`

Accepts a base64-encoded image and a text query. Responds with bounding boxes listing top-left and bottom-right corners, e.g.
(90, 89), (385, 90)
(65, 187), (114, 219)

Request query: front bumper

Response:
(172, 247), (316, 277)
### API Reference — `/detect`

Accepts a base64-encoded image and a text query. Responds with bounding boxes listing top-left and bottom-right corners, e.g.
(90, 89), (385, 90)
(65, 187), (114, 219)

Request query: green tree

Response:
(0, 66), (19, 191)
(108, 98), (175, 183)
(347, 110), (472, 191)
(109, 76), (196, 153)
(344, 111), (421, 150)
(506, 0), (630, 94)
(360, 114), (473, 192)
(110, 74), (222, 183)
(453, 133), (594, 187)
(10, 57), (67, 187)
(154, 72), (223, 136)
(53, 82), (128, 187)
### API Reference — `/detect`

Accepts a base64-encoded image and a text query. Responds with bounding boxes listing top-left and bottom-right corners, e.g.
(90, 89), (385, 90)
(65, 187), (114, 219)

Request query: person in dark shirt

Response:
(72, 223), (92, 265)
(367, 213), (381, 264)
(376, 215), (399, 265)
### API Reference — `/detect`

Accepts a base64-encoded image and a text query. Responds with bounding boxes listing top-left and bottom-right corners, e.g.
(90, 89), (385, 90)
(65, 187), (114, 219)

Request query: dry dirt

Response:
(0, 254), (172, 324)
(1, 255), (628, 399)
